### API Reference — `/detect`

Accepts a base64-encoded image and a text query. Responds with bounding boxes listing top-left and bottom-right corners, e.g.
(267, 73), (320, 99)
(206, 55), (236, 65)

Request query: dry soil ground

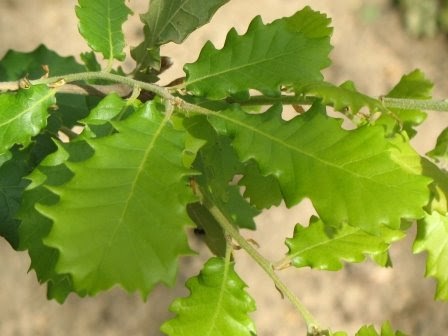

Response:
(1, 0), (448, 335)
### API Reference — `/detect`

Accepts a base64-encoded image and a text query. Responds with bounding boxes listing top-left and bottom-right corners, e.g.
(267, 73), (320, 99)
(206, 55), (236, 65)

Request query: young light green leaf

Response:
(209, 103), (430, 233)
(40, 102), (196, 297)
(76, 0), (132, 61)
(427, 127), (448, 165)
(0, 85), (56, 157)
(296, 81), (385, 115)
(413, 211), (448, 300)
(283, 216), (404, 271)
(161, 257), (256, 336)
(380, 69), (433, 137)
(355, 321), (408, 336)
(185, 6), (332, 99)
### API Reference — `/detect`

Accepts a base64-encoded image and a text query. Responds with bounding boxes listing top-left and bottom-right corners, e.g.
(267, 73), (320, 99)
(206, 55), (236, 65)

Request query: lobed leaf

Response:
(295, 81), (385, 115)
(132, 0), (228, 78)
(413, 211), (448, 300)
(39, 102), (196, 297)
(380, 69), (433, 137)
(284, 216), (404, 271)
(427, 127), (448, 165)
(185, 6), (332, 99)
(0, 148), (32, 248)
(209, 103), (430, 233)
(161, 257), (256, 336)
(355, 321), (408, 336)
(0, 85), (56, 158)
(76, 0), (132, 61)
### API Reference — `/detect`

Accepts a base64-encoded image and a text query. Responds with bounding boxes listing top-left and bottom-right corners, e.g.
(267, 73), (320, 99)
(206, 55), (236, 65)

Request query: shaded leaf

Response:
(161, 257), (256, 336)
(76, 0), (132, 61)
(185, 116), (258, 229)
(187, 202), (226, 257)
(132, 0), (228, 76)
(239, 160), (282, 210)
(0, 45), (90, 131)
(0, 148), (32, 248)
(0, 85), (56, 156)
(185, 6), (332, 99)
(284, 216), (404, 271)
(209, 103), (430, 233)
(413, 211), (448, 300)
(40, 102), (196, 297)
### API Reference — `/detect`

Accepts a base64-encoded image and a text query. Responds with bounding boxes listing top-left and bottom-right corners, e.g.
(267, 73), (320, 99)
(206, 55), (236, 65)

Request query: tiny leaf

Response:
(185, 6), (332, 99)
(355, 321), (408, 336)
(161, 257), (256, 336)
(76, 0), (132, 61)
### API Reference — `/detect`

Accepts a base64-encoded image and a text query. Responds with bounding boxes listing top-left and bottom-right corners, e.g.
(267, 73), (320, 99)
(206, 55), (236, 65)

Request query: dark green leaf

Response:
(76, 0), (132, 61)
(187, 202), (226, 257)
(0, 148), (32, 248)
(239, 160), (283, 210)
(161, 257), (256, 336)
(185, 6), (332, 99)
(209, 103), (430, 233)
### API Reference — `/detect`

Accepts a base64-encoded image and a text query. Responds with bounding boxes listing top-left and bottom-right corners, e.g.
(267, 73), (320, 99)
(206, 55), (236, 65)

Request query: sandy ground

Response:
(1, 0), (448, 335)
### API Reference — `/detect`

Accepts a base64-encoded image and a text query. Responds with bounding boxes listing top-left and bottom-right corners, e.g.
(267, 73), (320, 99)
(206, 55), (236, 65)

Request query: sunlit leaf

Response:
(355, 321), (408, 336)
(161, 257), (256, 336)
(209, 103), (430, 233)
(414, 211), (448, 300)
(185, 6), (332, 99)
(40, 102), (196, 297)
(76, 0), (132, 61)
(283, 216), (404, 271)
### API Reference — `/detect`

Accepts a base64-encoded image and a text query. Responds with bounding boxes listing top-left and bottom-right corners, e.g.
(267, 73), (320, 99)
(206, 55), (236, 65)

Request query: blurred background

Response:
(1, 0), (448, 335)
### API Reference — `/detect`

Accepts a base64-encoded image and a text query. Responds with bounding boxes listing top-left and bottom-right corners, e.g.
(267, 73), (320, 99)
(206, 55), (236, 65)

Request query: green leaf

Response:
(209, 103), (430, 233)
(39, 102), (196, 297)
(141, 0), (229, 46)
(0, 85), (56, 157)
(17, 149), (79, 303)
(239, 160), (282, 210)
(187, 202), (226, 257)
(161, 257), (256, 336)
(427, 127), (448, 164)
(413, 211), (448, 300)
(0, 148), (32, 248)
(283, 216), (404, 271)
(185, 6), (332, 99)
(355, 321), (408, 336)
(296, 81), (385, 115)
(0, 45), (90, 131)
(76, 0), (132, 61)
(381, 69), (433, 137)
(185, 116), (258, 229)
(0, 44), (84, 80)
